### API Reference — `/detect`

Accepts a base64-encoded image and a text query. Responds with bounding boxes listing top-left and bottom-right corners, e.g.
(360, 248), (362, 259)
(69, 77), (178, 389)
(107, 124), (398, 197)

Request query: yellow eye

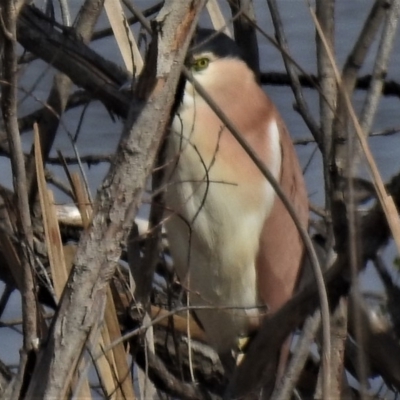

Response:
(192, 57), (209, 71)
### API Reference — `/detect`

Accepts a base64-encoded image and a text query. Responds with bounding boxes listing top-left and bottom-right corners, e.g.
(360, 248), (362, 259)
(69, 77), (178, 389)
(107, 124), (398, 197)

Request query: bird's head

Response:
(178, 28), (253, 108)
(187, 28), (245, 70)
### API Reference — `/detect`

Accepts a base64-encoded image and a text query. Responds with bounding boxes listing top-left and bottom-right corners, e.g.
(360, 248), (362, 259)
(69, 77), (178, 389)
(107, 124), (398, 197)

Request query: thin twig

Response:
(228, 0), (260, 77)
(266, 0), (321, 147)
(271, 310), (321, 400)
(0, 1), (38, 398)
(314, 0), (336, 397)
(342, 0), (393, 93)
(91, 2), (163, 41)
(294, 125), (400, 145)
(121, 0), (152, 33)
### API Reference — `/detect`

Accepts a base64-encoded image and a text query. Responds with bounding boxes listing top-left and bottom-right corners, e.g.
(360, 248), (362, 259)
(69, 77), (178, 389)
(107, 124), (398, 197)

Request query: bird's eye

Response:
(192, 57), (209, 71)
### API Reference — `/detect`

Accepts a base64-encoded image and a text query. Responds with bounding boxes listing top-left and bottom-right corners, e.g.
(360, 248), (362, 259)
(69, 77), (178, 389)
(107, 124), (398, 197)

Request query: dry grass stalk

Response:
(35, 125), (68, 298)
(104, 0), (143, 75)
(70, 172), (92, 230)
(104, 289), (135, 399)
(36, 132), (134, 397)
(34, 125), (93, 399)
(206, 0), (232, 37)
(94, 328), (123, 400)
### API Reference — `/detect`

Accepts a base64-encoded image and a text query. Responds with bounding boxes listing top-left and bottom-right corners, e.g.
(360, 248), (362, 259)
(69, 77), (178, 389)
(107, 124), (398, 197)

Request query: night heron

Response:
(164, 28), (308, 375)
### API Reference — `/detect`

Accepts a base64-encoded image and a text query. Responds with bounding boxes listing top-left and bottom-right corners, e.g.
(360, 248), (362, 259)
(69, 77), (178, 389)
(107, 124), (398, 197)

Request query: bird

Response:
(164, 28), (309, 375)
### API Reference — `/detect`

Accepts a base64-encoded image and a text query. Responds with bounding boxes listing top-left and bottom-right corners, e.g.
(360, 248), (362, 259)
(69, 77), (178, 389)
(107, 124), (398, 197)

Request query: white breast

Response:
(164, 90), (281, 352)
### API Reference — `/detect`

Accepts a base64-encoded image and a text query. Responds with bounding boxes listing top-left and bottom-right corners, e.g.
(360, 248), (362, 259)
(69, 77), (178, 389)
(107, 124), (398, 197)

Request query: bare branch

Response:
(228, 0), (260, 78)
(360, 0), (400, 133)
(17, 5), (131, 116)
(0, 1), (38, 398)
(24, 1), (207, 398)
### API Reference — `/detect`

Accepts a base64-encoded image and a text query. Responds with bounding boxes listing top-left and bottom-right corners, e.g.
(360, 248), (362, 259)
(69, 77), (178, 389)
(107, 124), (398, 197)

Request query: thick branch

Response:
(25, 1), (207, 398)
(17, 5), (131, 117)
(0, 1), (38, 398)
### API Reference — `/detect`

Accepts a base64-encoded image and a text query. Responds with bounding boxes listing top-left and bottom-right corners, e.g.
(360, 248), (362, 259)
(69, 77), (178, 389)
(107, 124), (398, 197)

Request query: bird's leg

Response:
(219, 336), (252, 378)
(218, 351), (237, 378)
